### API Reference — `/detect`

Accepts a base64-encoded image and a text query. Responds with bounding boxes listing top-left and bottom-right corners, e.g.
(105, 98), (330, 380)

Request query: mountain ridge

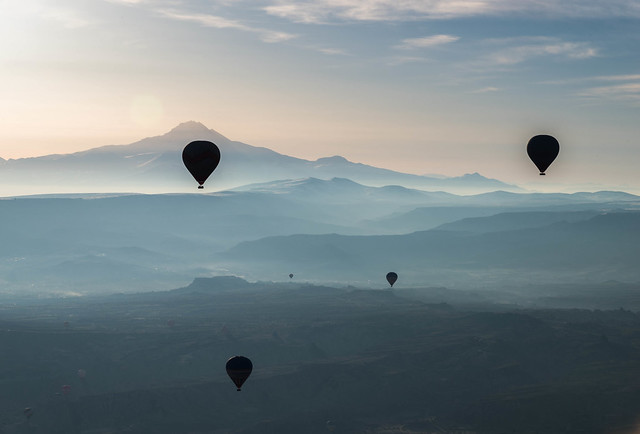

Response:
(0, 121), (521, 196)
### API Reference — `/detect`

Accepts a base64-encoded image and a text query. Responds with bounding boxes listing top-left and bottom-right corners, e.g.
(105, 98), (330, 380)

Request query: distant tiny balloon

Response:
(24, 408), (34, 420)
(182, 140), (221, 188)
(77, 369), (86, 379)
(62, 385), (72, 395)
(527, 135), (559, 175)
(226, 356), (253, 391)
(289, 273), (294, 279)
(386, 272), (398, 287)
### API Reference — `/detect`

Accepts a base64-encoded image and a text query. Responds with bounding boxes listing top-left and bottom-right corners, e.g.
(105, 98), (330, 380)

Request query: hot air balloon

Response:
(182, 140), (221, 189)
(24, 407), (34, 420)
(386, 272), (398, 287)
(527, 135), (559, 175)
(289, 273), (294, 279)
(62, 385), (72, 395)
(77, 369), (86, 379)
(226, 356), (252, 391)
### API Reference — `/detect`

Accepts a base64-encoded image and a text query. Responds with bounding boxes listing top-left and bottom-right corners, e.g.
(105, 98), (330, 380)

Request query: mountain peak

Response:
(315, 155), (349, 164)
(169, 121), (211, 134)
(461, 172), (484, 179)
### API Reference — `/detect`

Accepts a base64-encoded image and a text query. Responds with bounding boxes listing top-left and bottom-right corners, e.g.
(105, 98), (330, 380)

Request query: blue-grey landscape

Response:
(3, 1), (640, 432)
(2, 122), (640, 433)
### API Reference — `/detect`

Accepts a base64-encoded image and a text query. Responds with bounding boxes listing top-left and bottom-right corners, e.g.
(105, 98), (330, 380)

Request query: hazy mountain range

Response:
(224, 211), (640, 286)
(2, 121), (640, 295)
(0, 121), (518, 196)
(1, 176), (638, 295)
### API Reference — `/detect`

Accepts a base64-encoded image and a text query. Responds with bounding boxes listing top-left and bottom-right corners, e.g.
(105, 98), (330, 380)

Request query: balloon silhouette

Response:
(527, 135), (559, 175)
(289, 273), (294, 279)
(24, 408), (34, 420)
(226, 356), (253, 391)
(182, 141), (221, 189)
(386, 272), (398, 287)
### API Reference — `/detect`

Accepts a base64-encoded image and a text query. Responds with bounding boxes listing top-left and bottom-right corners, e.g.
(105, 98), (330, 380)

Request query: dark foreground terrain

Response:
(1, 277), (640, 433)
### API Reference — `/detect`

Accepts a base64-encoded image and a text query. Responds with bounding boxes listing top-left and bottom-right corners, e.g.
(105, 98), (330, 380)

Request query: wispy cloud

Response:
(157, 9), (297, 43)
(264, 0), (640, 23)
(594, 74), (640, 82)
(540, 74), (640, 85)
(317, 47), (348, 55)
(579, 75), (640, 103)
(489, 41), (597, 65)
(396, 35), (459, 50)
(157, 10), (245, 30)
(471, 86), (500, 93)
(580, 83), (640, 101)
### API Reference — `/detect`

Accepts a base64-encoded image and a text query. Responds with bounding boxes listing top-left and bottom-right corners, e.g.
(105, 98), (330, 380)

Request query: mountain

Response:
(223, 212), (640, 286)
(0, 121), (520, 196)
(1, 180), (639, 294)
(435, 210), (601, 233)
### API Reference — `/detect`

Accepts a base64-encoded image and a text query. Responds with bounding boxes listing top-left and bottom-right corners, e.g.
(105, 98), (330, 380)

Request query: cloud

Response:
(261, 30), (298, 43)
(580, 81), (640, 102)
(157, 9), (297, 43)
(489, 41), (597, 64)
(594, 74), (640, 82)
(157, 10), (245, 30)
(317, 47), (348, 55)
(396, 34), (460, 50)
(264, 0), (640, 23)
(471, 86), (500, 93)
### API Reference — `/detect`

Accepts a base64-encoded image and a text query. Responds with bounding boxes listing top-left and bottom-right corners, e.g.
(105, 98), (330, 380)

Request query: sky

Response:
(1, 0), (639, 191)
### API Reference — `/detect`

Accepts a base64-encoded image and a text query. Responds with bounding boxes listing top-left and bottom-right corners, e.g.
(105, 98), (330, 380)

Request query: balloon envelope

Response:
(386, 272), (398, 287)
(182, 141), (221, 188)
(289, 273), (294, 279)
(527, 135), (559, 175)
(24, 408), (33, 420)
(226, 356), (253, 391)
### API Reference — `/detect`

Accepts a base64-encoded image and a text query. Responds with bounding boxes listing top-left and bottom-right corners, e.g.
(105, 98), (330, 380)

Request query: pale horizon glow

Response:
(1, 0), (639, 191)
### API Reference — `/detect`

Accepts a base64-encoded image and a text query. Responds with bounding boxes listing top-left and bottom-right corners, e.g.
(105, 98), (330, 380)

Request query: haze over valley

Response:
(1, 122), (640, 433)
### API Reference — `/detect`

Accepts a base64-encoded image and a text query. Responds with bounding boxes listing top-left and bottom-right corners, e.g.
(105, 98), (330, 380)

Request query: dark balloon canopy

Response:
(527, 135), (559, 175)
(182, 141), (221, 188)
(386, 272), (398, 287)
(226, 356), (253, 391)
(289, 273), (294, 279)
